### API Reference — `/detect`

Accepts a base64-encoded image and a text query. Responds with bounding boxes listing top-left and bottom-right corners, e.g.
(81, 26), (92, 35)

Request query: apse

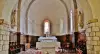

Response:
(28, 0), (69, 36)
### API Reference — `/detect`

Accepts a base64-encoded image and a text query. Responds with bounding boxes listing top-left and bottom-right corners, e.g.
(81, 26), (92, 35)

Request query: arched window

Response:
(44, 19), (50, 34)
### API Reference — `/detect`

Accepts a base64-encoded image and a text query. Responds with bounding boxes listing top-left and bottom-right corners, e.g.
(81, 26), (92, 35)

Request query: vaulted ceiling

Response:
(20, 0), (70, 35)
(20, 0), (93, 35)
(1, 0), (100, 36)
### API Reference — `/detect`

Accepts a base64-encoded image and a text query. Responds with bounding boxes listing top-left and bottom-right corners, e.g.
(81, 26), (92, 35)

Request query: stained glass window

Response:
(44, 20), (50, 34)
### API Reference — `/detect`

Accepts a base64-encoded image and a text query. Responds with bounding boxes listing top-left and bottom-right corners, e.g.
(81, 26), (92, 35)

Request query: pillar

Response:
(86, 20), (100, 54)
(0, 23), (9, 54)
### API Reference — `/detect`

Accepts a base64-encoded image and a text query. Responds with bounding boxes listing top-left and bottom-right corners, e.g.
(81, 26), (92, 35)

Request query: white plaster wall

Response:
(2, 0), (18, 24)
(28, 0), (68, 35)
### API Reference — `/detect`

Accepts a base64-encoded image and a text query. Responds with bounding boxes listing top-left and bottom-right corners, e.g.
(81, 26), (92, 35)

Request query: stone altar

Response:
(36, 36), (60, 54)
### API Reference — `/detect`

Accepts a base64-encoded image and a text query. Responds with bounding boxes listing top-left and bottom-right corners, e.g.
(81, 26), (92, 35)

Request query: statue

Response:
(11, 10), (16, 29)
(78, 11), (84, 29)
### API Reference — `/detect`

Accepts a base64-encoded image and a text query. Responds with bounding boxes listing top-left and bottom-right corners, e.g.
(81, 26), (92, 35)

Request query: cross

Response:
(46, 32), (49, 37)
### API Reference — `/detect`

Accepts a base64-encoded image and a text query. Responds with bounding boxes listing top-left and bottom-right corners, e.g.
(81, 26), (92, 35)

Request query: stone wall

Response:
(86, 22), (100, 54)
(0, 25), (9, 54)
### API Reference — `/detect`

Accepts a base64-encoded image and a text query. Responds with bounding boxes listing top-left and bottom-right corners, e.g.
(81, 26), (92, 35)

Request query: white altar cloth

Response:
(38, 36), (57, 42)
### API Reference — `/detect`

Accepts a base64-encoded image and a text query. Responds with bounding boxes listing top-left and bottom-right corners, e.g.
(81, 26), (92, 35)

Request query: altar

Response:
(36, 36), (60, 54)
(38, 36), (57, 42)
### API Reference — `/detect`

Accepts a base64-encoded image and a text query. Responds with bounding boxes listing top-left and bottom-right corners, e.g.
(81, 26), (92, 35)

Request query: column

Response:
(86, 20), (100, 54)
(0, 23), (9, 54)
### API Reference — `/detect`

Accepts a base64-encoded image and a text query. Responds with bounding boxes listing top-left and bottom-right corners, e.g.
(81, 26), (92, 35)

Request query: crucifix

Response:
(46, 32), (49, 37)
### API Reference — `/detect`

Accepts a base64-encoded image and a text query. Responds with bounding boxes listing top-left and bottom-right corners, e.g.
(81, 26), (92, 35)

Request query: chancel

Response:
(36, 19), (60, 54)
(0, 0), (100, 54)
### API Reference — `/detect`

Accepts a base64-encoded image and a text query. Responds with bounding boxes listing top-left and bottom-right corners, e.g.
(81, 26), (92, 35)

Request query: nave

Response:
(0, 0), (100, 54)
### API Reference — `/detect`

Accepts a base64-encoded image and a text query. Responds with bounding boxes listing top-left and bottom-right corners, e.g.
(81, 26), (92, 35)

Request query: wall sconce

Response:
(88, 19), (98, 24)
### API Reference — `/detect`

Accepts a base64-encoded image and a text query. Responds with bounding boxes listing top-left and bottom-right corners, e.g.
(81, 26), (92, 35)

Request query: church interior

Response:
(0, 0), (100, 54)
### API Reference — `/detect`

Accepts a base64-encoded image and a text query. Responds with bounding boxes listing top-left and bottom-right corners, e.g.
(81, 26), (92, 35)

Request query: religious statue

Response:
(11, 9), (16, 29)
(78, 11), (84, 29)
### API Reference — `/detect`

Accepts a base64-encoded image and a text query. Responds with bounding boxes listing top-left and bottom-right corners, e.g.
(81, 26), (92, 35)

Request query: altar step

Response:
(19, 49), (76, 54)
(19, 51), (76, 54)
(56, 52), (76, 54)
(56, 51), (76, 54)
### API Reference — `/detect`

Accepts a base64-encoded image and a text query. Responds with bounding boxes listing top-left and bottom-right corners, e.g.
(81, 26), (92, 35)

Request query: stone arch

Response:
(25, 0), (70, 35)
